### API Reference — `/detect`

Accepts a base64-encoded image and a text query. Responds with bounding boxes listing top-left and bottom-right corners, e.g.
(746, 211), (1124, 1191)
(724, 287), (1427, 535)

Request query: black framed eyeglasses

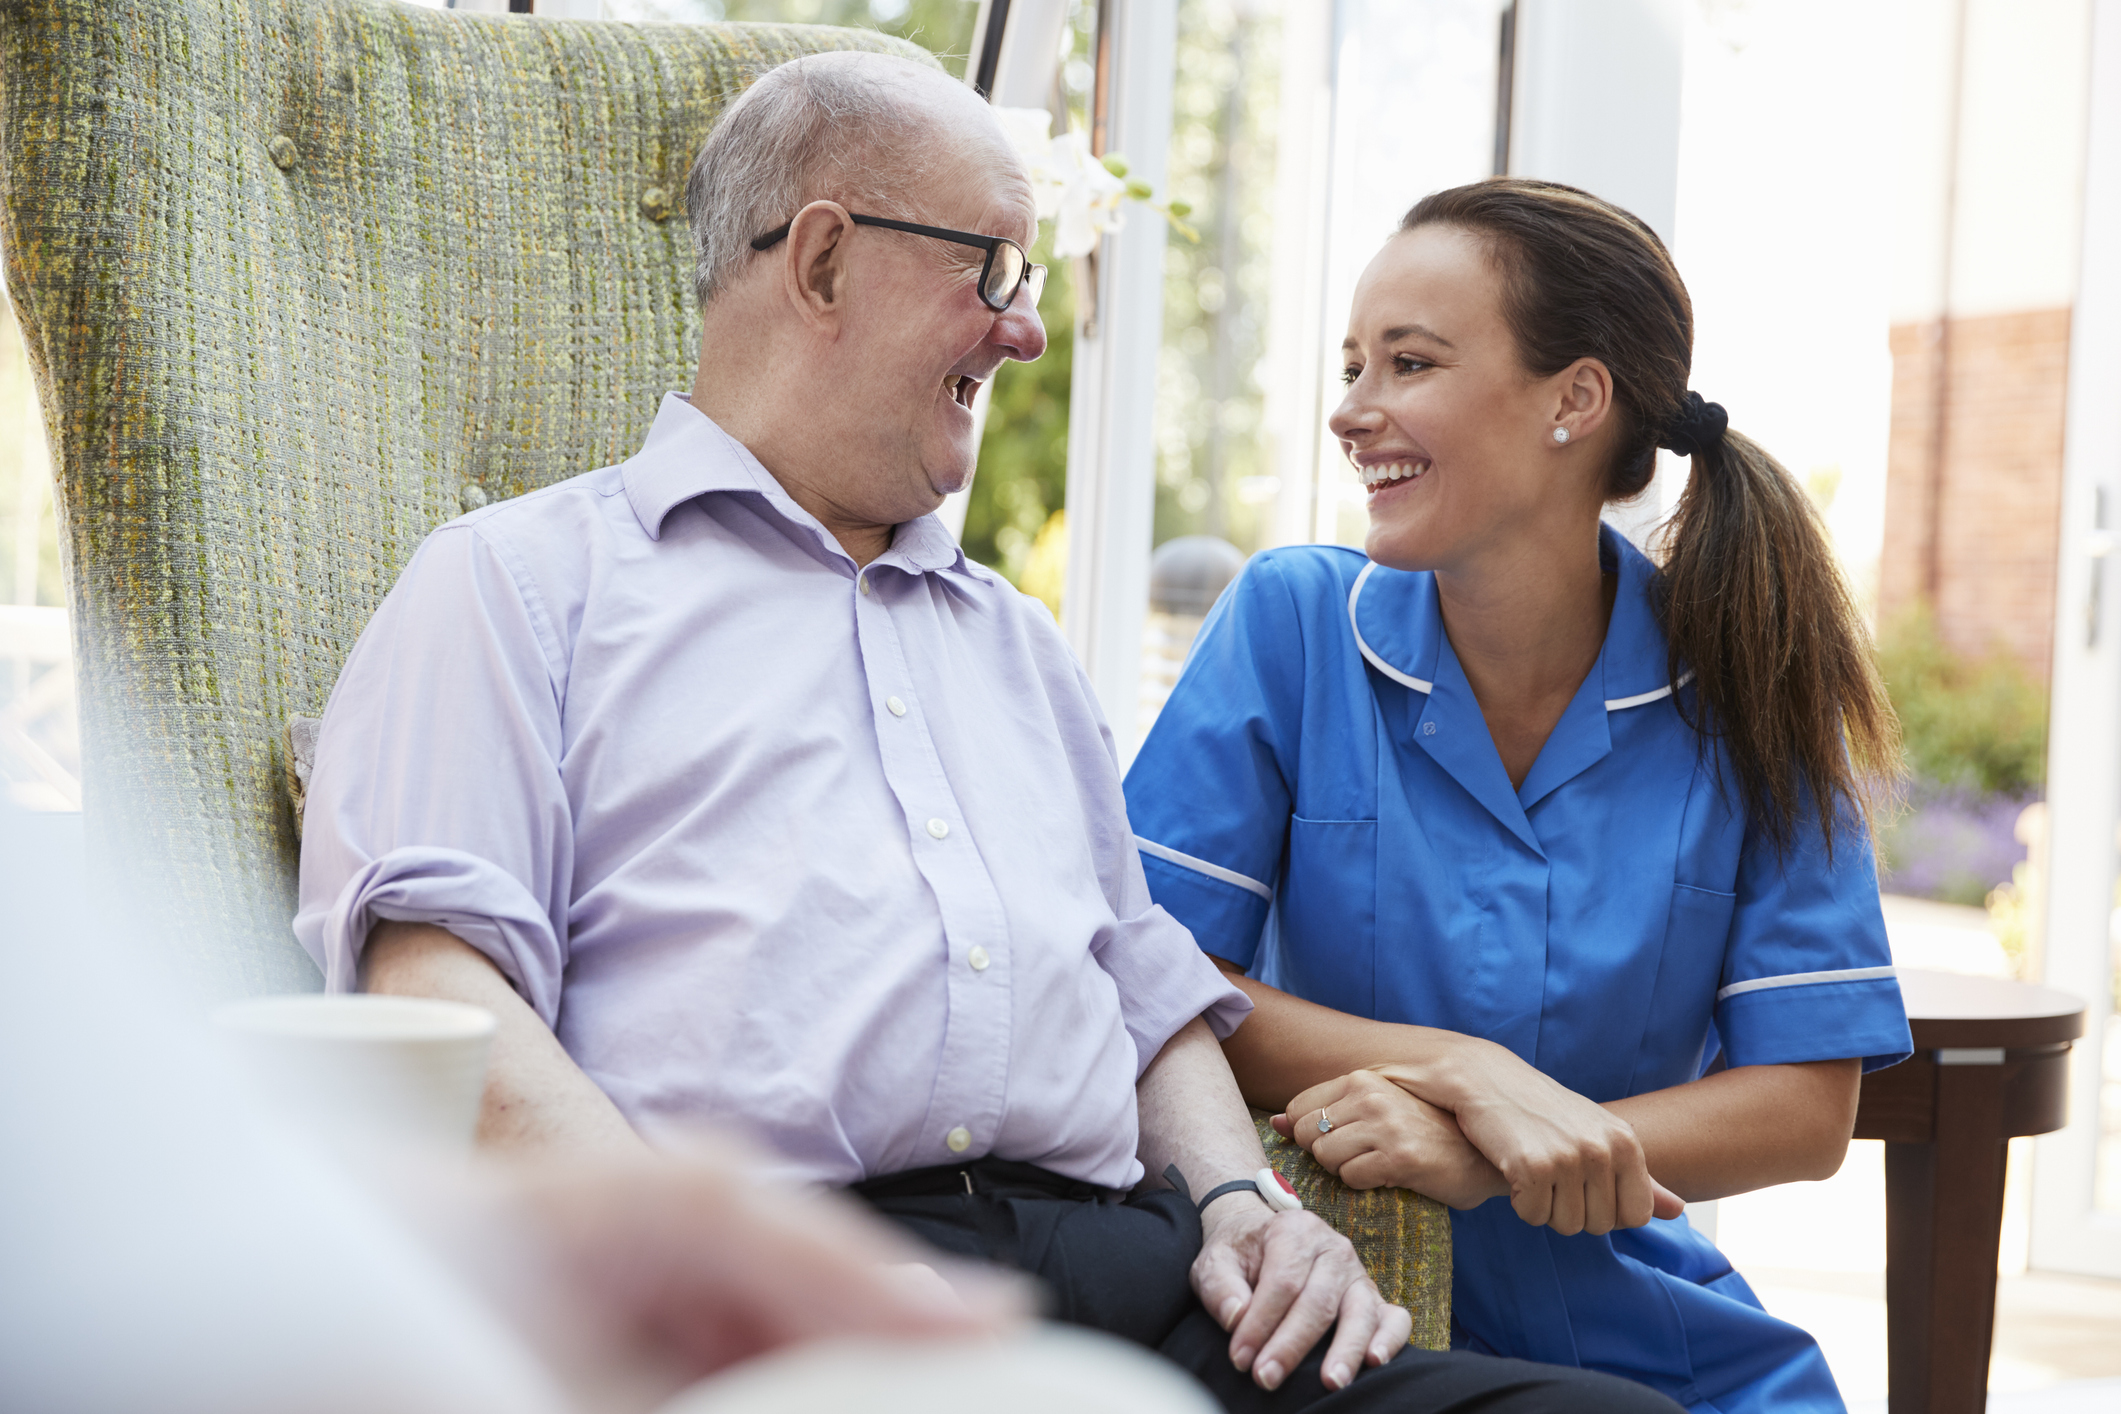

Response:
(750, 213), (1047, 313)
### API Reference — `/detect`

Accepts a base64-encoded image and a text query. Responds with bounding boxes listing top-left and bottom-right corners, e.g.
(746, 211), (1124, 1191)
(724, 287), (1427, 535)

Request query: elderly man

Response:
(296, 52), (1677, 1414)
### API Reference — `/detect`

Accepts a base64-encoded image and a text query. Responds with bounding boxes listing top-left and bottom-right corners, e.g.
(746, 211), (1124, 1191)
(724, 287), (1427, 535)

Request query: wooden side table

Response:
(1853, 968), (2086, 1414)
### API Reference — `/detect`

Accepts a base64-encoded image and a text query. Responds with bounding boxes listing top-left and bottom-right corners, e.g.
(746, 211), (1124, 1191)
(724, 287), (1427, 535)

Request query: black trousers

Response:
(852, 1159), (1682, 1414)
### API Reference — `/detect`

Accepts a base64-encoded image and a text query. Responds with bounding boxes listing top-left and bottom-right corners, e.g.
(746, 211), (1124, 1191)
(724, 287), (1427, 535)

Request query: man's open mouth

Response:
(948, 374), (982, 409)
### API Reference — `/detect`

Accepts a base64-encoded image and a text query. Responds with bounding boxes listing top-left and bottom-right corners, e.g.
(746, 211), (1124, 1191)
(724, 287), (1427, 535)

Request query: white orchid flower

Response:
(996, 106), (1129, 260)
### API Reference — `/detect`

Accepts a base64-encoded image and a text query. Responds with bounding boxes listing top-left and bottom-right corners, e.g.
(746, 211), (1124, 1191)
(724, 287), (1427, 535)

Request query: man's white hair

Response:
(685, 52), (965, 309)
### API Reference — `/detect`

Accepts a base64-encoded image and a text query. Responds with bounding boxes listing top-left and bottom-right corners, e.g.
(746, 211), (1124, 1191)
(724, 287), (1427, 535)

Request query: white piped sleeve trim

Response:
(1135, 836), (1274, 901)
(1716, 964), (1899, 1002)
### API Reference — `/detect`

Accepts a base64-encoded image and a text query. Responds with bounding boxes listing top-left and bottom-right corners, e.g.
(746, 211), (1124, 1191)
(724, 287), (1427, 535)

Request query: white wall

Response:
(1673, 0), (1903, 580)
(1510, 0), (1684, 244)
(1892, 0), (2094, 326)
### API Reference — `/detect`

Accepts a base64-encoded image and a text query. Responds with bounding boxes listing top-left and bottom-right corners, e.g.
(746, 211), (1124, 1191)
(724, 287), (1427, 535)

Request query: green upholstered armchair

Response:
(0, 0), (1448, 1345)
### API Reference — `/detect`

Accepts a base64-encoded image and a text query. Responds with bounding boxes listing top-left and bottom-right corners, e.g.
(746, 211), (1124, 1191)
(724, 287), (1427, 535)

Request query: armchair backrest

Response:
(0, 0), (927, 994)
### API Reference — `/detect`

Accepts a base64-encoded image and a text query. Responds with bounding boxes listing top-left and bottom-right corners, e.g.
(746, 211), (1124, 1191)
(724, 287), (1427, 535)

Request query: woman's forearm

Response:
(1605, 1058), (1860, 1202)
(1214, 961), (1494, 1111)
(1220, 960), (1862, 1205)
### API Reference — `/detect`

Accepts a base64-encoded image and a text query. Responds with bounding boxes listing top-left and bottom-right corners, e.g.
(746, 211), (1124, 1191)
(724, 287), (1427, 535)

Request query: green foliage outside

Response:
(1149, 0), (1281, 552)
(1871, 606), (2048, 919)
(1875, 606), (2049, 796)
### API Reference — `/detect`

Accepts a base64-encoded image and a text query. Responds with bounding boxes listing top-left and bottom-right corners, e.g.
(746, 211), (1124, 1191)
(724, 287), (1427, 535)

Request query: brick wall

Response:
(1878, 306), (2072, 681)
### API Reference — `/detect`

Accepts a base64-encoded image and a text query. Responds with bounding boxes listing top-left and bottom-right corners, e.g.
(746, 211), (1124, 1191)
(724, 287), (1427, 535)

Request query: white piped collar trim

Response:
(1347, 563), (1434, 693)
(1345, 556), (1689, 712)
(1604, 672), (1695, 712)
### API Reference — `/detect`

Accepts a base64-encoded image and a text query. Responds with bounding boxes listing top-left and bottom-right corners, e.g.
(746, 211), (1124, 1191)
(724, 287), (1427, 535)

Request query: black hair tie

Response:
(1659, 392), (1728, 459)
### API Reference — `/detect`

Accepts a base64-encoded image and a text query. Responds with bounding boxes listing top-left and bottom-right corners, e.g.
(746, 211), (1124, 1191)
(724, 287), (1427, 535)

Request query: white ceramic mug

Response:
(212, 993), (498, 1157)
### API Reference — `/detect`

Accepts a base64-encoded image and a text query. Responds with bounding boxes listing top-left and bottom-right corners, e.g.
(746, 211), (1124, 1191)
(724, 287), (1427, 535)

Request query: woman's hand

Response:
(1272, 1070), (1508, 1210)
(1365, 1049), (1684, 1236)
(1281, 1049), (1684, 1236)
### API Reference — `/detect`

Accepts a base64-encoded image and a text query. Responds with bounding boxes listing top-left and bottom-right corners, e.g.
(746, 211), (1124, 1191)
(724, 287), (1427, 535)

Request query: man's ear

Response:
(779, 200), (855, 334)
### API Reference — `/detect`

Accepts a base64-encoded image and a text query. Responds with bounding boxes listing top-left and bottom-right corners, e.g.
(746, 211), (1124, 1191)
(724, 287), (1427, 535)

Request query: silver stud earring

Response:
(1553, 427), (1571, 444)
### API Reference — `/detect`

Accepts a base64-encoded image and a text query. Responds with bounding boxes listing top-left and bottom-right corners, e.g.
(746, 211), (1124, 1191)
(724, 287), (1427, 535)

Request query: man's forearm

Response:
(363, 923), (646, 1159)
(1136, 1016), (1272, 1206)
(1142, 1016), (1415, 1391)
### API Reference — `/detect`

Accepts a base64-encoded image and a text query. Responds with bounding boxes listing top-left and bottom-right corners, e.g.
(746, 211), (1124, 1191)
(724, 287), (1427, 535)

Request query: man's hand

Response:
(1133, 1017), (1413, 1393)
(1271, 1069), (1507, 1210)
(1191, 1195), (1412, 1393)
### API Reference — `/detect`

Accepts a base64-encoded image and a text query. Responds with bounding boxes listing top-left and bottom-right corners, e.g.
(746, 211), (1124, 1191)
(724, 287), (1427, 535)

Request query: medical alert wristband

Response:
(1197, 1168), (1304, 1215)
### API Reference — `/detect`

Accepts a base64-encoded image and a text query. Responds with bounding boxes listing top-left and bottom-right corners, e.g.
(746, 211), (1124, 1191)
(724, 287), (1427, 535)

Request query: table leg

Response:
(1884, 1064), (2010, 1414)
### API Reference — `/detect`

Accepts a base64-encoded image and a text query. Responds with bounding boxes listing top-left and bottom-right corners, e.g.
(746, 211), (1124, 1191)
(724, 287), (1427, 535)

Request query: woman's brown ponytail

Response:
(1403, 179), (1900, 854)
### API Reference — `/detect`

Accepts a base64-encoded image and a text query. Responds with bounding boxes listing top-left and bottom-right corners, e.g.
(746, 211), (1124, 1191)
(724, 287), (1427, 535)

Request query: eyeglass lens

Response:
(980, 243), (1047, 310)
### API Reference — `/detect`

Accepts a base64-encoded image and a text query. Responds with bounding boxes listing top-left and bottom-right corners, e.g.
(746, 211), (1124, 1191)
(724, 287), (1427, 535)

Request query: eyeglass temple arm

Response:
(750, 215), (1004, 254)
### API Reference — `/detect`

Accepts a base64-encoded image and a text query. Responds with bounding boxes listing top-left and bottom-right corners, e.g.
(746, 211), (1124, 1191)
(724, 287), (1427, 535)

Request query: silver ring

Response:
(1317, 1110), (1334, 1134)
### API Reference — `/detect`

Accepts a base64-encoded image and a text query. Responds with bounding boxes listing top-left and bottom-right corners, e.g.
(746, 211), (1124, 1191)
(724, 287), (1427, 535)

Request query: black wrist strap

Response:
(1197, 1178), (1267, 1214)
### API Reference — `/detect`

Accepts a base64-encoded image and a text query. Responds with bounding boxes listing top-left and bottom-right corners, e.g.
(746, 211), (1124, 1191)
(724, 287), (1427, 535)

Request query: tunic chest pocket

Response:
(1278, 817), (1380, 1018)
(1630, 883), (1739, 1092)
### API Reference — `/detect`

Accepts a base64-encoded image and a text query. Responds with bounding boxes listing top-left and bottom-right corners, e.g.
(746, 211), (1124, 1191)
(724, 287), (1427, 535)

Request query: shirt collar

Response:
(620, 393), (981, 580)
(1348, 522), (1680, 712)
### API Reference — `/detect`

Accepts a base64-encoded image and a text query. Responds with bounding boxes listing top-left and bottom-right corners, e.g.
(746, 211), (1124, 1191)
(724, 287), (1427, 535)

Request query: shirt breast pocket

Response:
(1276, 816), (1379, 1018)
(1629, 882), (1739, 1092)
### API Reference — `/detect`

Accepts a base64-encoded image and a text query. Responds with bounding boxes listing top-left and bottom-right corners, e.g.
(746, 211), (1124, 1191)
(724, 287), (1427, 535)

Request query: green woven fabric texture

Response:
(1255, 1113), (1453, 1350)
(0, 0), (925, 994)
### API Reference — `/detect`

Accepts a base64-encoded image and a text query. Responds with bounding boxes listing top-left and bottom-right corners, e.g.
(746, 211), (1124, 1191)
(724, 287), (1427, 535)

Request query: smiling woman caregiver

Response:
(1123, 179), (1914, 1414)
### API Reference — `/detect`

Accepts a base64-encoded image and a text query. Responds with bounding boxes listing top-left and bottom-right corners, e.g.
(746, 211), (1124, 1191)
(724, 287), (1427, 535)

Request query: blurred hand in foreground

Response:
(446, 1147), (1032, 1410)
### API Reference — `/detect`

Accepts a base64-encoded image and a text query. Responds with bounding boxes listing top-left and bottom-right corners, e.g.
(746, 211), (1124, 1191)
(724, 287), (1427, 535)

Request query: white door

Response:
(2030, 0), (2121, 1283)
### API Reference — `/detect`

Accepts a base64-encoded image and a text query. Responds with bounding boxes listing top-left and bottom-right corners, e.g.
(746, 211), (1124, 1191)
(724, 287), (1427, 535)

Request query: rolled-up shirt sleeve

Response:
(293, 523), (575, 1026)
(1091, 898), (1253, 1077)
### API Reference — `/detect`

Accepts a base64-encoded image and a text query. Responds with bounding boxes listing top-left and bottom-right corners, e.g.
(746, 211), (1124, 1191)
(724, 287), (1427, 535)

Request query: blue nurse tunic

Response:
(1123, 526), (1912, 1414)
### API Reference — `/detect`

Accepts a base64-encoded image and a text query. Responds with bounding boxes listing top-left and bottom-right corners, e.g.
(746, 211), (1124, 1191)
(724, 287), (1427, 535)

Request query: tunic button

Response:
(887, 695), (908, 716)
(858, 574), (871, 595)
(968, 945), (991, 972)
(946, 1126), (972, 1153)
(927, 818), (950, 839)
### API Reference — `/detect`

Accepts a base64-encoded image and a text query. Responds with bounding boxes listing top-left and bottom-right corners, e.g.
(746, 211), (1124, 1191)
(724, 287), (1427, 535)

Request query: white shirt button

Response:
(858, 574), (870, 595)
(946, 1126), (972, 1153)
(887, 695), (908, 717)
(968, 945), (991, 972)
(926, 818), (950, 840)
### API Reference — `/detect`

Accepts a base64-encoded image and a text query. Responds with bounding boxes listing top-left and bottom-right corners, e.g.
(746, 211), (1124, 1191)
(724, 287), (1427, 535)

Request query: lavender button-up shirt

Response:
(294, 395), (1249, 1189)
